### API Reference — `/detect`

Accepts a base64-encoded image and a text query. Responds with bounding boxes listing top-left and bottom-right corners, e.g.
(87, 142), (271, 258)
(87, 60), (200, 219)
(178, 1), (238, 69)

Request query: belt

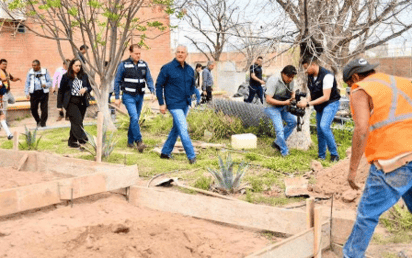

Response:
(373, 152), (412, 173)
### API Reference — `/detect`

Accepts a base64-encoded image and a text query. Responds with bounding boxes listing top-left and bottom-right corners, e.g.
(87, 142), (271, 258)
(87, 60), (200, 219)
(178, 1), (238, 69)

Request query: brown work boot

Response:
(136, 141), (146, 153)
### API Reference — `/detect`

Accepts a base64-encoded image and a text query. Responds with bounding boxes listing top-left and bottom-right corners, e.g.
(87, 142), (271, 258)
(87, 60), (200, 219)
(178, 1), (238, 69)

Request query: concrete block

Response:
(231, 133), (257, 149)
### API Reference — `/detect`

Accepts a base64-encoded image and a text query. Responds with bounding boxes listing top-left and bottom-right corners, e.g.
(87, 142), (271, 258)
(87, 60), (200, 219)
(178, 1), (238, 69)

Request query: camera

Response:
(286, 89), (307, 131)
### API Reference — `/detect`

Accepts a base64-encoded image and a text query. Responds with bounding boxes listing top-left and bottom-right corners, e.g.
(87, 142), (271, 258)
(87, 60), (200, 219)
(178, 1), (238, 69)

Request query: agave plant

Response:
(19, 125), (42, 150)
(207, 153), (248, 193)
(83, 127), (118, 160)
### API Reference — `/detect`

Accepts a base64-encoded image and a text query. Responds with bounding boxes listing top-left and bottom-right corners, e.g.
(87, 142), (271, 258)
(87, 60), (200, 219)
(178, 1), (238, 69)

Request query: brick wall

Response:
(0, 6), (172, 96)
(367, 56), (412, 78)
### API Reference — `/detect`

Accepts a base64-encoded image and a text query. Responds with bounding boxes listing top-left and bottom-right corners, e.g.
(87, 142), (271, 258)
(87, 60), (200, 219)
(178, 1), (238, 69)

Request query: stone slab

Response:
(231, 133), (257, 149)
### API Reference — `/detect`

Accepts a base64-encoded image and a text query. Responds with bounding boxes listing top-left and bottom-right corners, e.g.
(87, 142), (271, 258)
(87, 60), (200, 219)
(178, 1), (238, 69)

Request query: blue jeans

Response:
(162, 106), (196, 160)
(245, 85), (264, 104)
(122, 93), (144, 144)
(264, 106), (297, 156)
(343, 163), (412, 258)
(316, 100), (339, 158)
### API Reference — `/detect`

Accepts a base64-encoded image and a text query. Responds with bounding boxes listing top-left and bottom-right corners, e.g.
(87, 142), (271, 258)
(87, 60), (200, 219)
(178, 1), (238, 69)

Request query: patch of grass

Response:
(381, 204), (412, 233)
(244, 190), (304, 206)
(193, 176), (212, 190)
(382, 252), (399, 258)
(372, 232), (412, 245)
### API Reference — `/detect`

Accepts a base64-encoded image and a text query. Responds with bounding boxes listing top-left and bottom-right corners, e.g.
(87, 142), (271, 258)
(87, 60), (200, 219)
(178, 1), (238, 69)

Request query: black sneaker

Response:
(127, 143), (135, 148)
(271, 142), (281, 152)
(330, 155), (340, 162)
(189, 157), (197, 164)
(160, 153), (172, 159)
(7, 134), (13, 140)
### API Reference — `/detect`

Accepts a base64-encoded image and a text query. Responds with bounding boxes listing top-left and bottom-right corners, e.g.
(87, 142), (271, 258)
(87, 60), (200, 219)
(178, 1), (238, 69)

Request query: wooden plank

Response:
(1, 172), (125, 217)
(16, 154), (28, 171)
(314, 207), (322, 258)
(246, 221), (330, 258)
(129, 186), (308, 235)
(306, 197), (314, 229)
(96, 112), (103, 163)
(58, 173), (106, 200)
(13, 131), (19, 151)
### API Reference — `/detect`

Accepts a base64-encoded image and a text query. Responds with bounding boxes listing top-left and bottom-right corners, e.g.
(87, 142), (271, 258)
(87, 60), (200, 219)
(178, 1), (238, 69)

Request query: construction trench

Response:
(0, 144), (358, 258)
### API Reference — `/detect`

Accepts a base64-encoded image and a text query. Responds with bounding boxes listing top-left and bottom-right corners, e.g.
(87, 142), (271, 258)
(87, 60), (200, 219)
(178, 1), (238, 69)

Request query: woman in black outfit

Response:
(57, 59), (93, 148)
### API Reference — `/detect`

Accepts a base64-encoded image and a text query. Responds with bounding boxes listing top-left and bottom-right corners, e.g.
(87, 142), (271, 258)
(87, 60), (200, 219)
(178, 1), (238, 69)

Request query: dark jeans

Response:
(66, 96), (88, 145)
(30, 90), (48, 126)
(201, 86), (213, 103)
(245, 85), (263, 104)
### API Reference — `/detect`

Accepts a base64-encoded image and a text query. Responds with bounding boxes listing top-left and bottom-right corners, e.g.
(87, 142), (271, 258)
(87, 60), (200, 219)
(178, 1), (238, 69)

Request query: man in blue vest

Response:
(297, 56), (341, 162)
(114, 44), (155, 152)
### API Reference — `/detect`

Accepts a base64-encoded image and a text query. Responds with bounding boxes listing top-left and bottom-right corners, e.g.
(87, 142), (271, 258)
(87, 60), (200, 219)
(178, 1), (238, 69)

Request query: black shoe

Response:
(7, 134), (13, 140)
(271, 142), (281, 152)
(160, 153), (172, 159)
(68, 142), (80, 148)
(330, 155), (339, 162)
(127, 143), (135, 148)
(189, 157), (196, 164)
(40, 123), (46, 128)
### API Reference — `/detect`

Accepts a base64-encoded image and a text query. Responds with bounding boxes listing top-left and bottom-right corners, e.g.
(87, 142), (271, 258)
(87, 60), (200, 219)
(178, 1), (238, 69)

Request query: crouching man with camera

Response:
(264, 65), (298, 156)
(297, 56), (341, 162)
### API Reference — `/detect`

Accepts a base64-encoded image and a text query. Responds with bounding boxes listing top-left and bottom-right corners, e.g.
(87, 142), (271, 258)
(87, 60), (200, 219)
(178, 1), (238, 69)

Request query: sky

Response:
(170, 0), (412, 56)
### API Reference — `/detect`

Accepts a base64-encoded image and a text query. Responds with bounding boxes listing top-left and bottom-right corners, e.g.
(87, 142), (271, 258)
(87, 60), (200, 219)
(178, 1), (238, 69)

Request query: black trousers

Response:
(202, 86), (213, 103)
(30, 91), (48, 126)
(66, 96), (88, 145)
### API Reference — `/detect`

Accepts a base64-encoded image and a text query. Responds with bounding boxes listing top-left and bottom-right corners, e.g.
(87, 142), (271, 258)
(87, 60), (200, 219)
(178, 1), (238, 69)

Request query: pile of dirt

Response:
(0, 194), (272, 258)
(0, 166), (72, 189)
(309, 153), (371, 208)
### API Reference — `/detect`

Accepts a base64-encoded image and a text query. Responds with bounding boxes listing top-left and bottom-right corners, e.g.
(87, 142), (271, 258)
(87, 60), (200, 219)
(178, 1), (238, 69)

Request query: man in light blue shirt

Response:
(201, 61), (215, 103)
(24, 60), (52, 127)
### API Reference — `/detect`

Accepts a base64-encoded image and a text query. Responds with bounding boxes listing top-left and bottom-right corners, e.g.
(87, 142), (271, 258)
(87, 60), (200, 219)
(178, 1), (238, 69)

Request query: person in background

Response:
(0, 59), (20, 119)
(24, 60), (52, 127)
(57, 59), (93, 148)
(245, 56), (265, 104)
(156, 45), (197, 164)
(202, 61), (215, 103)
(52, 59), (70, 121)
(114, 44), (155, 152)
(77, 45), (88, 63)
(264, 65), (298, 156)
(194, 63), (202, 104)
(297, 55), (341, 162)
(0, 80), (13, 140)
(341, 58), (412, 258)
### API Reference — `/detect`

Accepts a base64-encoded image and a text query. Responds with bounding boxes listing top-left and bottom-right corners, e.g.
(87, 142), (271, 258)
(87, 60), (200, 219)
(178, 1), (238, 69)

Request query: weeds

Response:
(19, 125), (42, 150)
(193, 176), (213, 190)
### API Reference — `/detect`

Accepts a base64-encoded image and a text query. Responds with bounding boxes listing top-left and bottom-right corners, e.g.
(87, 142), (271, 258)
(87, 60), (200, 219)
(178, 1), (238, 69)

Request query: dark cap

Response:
(343, 58), (379, 82)
(281, 65), (297, 76)
(80, 44), (89, 50)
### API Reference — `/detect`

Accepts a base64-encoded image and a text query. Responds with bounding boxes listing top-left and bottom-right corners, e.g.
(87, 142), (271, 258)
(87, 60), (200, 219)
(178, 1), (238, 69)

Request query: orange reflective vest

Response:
(351, 73), (412, 163)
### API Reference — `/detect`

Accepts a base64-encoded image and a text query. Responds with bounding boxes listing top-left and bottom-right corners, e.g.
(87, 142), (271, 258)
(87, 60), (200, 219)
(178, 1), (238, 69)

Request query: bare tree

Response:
(2, 0), (178, 128)
(180, 0), (252, 61)
(271, 0), (412, 73)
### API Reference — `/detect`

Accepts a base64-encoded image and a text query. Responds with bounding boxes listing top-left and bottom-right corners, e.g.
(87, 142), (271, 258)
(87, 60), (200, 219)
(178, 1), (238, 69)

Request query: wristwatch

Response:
(306, 102), (310, 107)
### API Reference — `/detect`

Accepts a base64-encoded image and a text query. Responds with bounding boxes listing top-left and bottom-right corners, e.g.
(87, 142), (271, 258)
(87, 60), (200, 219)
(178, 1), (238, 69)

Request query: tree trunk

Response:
(94, 79), (116, 131)
(286, 72), (313, 151)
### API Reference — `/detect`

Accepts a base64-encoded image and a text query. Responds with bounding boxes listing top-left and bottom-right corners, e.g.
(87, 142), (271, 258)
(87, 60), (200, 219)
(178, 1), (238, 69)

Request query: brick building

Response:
(0, 6), (172, 97)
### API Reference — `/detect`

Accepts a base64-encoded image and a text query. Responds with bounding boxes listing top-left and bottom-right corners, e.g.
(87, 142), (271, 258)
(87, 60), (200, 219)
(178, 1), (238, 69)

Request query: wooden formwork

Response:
(0, 145), (354, 257)
(129, 186), (354, 257)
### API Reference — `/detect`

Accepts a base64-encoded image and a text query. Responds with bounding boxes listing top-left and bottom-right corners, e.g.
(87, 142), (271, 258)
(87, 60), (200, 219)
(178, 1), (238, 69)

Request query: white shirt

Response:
(313, 74), (334, 90)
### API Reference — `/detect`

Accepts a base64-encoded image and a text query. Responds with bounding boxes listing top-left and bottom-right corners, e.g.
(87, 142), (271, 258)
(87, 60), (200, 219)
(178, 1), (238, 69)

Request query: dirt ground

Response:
(0, 193), (273, 258)
(0, 166), (72, 189)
